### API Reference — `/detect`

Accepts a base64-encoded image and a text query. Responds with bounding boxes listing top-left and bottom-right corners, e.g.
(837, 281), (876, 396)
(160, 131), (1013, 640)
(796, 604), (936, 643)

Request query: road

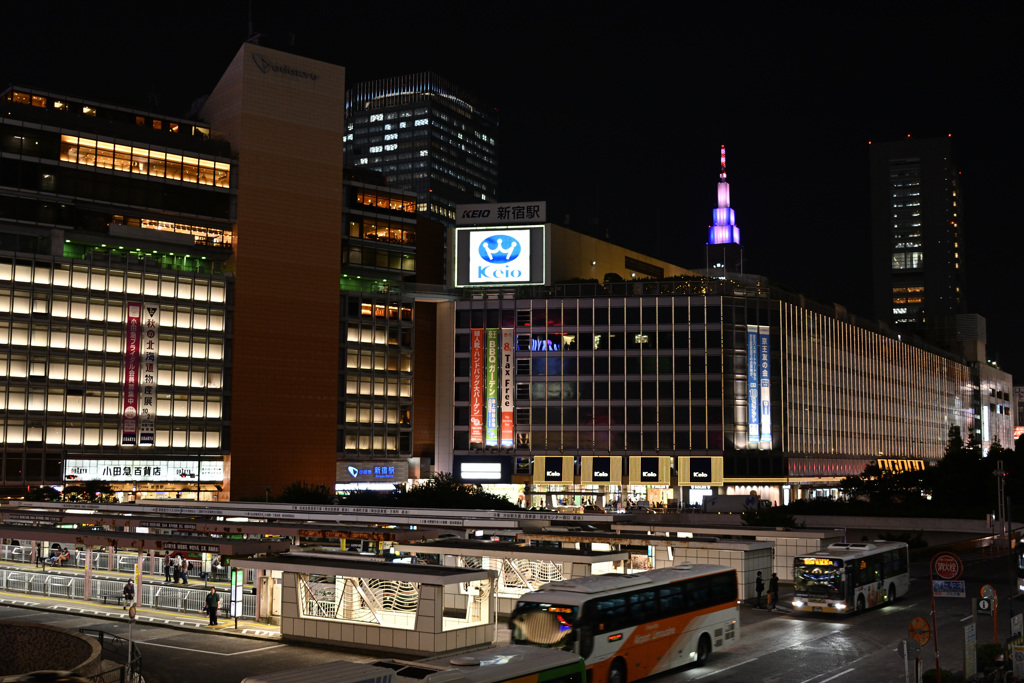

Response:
(665, 549), (1019, 682)
(0, 604), (371, 682)
(2, 547), (1018, 683)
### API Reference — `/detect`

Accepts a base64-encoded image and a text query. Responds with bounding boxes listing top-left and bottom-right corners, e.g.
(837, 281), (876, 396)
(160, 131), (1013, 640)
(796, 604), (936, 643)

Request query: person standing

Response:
(173, 554), (182, 583)
(164, 555), (172, 582)
(181, 557), (190, 585)
(755, 571), (765, 609)
(122, 579), (135, 610)
(768, 572), (779, 612)
(205, 587), (221, 626)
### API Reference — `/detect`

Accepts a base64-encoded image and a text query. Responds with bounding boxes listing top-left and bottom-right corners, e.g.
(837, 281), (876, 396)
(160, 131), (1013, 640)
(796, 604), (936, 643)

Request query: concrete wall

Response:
(279, 572), (495, 656)
(0, 622), (103, 678)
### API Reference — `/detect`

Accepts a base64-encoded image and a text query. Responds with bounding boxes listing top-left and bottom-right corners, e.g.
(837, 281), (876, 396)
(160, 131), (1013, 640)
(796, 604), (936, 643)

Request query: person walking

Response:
(181, 557), (190, 585)
(768, 572), (779, 612)
(122, 579), (135, 610)
(205, 587), (221, 626)
(755, 571), (765, 609)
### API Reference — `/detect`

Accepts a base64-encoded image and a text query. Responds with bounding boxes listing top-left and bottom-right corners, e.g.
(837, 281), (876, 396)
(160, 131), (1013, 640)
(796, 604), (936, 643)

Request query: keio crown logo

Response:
(478, 235), (522, 263)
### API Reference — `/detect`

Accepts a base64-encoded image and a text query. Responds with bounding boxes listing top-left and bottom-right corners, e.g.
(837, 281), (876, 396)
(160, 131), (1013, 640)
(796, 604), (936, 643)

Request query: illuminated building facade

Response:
(0, 86), (234, 495)
(442, 218), (974, 506)
(344, 73), (499, 228)
(870, 136), (965, 336)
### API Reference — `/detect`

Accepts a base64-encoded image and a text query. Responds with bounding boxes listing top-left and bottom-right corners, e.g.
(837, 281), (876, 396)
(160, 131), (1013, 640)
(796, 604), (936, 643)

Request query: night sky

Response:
(3, 1), (1021, 378)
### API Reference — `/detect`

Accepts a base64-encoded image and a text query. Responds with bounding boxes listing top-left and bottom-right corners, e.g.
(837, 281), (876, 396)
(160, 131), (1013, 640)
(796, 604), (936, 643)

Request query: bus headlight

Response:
(792, 600), (804, 608)
(835, 602), (846, 610)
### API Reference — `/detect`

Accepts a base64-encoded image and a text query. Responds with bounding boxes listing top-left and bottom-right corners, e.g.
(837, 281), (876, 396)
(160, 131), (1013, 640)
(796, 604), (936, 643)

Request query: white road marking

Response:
(692, 659), (757, 679)
(138, 641), (286, 657)
(818, 668), (855, 683)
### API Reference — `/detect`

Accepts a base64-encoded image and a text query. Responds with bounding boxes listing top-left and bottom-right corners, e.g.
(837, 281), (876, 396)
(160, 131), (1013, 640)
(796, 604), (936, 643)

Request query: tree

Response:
(339, 471), (519, 510)
(25, 486), (61, 502)
(277, 480), (336, 504)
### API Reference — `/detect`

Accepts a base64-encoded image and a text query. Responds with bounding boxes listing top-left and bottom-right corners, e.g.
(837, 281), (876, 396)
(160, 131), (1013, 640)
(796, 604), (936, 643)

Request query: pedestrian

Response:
(768, 572), (779, 612)
(205, 587), (221, 626)
(181, 557), (190, 584)
(755, 571), (764, 609)
(173, 554), (182, 583)
(164, 555), (171, 582)
(122, 579), (135, 610)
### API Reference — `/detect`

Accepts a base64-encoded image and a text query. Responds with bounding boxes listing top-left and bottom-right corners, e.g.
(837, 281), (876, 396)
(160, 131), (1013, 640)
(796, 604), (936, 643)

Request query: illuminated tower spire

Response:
(709, 145), (740, 245)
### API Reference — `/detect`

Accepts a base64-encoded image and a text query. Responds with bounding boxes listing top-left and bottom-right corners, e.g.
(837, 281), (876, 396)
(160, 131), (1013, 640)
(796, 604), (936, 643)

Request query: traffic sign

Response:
(909, 616), (931, 646)
(932, 552), (963, 580)
(979, 598), (993, 615)
(982, 584), (996, 599)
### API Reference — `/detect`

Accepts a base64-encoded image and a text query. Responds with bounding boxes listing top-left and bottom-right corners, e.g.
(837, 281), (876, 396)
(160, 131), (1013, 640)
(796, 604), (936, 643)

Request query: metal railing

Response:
(79, 628), (142, 683)
(0, 567), (257, 619)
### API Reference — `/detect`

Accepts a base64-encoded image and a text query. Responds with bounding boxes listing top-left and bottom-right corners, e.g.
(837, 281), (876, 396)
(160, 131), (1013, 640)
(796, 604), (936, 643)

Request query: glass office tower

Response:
(345, 73), (499, 228)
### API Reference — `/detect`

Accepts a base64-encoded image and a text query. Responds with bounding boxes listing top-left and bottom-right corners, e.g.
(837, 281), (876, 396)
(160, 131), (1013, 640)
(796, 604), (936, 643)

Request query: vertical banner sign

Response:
(230, 567), (243, 618)
(122, 303), (142, 445)
(759, 326), (772, 444)
(469, 329), (484, 445)
(500, 329), (515, 448)
(485, 329), (500, 446)
(746, 326), (759, 443)
(140, 305), (159, 446)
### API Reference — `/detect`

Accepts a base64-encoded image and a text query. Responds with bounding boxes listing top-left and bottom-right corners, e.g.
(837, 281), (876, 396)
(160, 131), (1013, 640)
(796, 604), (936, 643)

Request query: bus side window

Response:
(594, 597), (627, 632)
(629, 589), (657, 621)
(688, 577), (711, 610)
(659, 584), (683, 614)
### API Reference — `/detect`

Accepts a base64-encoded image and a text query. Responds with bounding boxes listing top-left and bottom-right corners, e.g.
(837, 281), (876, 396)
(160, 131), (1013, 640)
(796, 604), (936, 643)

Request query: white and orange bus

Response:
(509, 564), (739, 683)
(792, 541), (910, 614)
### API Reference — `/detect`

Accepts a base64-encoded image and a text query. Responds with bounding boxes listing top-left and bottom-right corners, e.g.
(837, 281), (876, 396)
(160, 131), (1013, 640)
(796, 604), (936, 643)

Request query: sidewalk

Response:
(0, 561), (280, 640)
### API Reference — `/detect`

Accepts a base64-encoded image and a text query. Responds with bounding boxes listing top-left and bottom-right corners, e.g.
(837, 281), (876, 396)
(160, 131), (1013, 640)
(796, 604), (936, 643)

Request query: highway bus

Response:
(792, 541), (910, 614)
(508, 564), (739, 683)
(239, 645), (585, 683)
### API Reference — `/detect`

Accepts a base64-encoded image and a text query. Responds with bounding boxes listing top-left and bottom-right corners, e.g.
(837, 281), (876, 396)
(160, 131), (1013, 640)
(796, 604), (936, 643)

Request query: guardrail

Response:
(0, 567), (257, 619)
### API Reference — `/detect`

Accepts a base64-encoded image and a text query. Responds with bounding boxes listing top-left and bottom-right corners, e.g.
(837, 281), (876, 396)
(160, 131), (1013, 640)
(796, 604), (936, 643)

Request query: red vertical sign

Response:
(469, 329), (484, 444)
(121, 302), (142, 445)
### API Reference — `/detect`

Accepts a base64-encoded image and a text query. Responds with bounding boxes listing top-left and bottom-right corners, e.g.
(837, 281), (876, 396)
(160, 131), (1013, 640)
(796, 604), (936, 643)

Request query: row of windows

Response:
(343, 403), (411, 426)
(0, 293), (225, 330)
(345, 350), (412, 373)
(0, 424), (221, 448)
(0, 357), (221, 388)
(585, 572), (737, 634)
(0, 325), (224, 360)
(344, 378), (412, 398)
(0, 261), (227, 302)
(345, 245), (416, 272)
(347, 217), (416, 245)
(60, 135), (230, 187)
(354, 189), (415, 213)
(5, 90), (213, 141)
(456, 430), (727, 453)
(0, 391), (221, 418)
(341, 432), (409, 454)
(346, 325), (412, 348)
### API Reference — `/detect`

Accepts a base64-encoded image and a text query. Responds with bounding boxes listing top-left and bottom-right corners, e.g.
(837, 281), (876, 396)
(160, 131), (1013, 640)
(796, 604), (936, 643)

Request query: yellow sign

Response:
(878, 459), (925, 472)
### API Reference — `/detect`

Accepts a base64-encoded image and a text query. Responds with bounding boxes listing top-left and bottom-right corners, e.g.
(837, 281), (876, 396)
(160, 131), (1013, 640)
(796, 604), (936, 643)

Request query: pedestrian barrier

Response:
(0, 567), (257, 619)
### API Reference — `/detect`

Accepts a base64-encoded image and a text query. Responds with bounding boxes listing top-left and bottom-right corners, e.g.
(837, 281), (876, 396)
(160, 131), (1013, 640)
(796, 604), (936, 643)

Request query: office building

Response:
(0, 85), (234, 495)
(442, 212), (975, 508)
(345, 73), (499, 228)
(870, 136), (965, 338)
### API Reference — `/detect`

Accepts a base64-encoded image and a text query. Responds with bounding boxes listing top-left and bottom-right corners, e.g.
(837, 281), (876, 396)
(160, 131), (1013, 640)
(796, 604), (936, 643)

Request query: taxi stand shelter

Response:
(232, 553), (497, 657)
(392, 539), (628, 616)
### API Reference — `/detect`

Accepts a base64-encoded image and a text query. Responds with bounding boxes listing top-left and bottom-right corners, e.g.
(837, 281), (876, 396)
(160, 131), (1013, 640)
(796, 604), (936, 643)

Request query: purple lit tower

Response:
(706, 145), (743, 275)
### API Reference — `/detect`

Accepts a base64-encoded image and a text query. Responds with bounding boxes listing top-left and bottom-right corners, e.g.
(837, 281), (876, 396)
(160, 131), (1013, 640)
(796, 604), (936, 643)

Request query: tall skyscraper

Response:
(344, 73), (499, 228)
(870, 136), (965, 337)
(705, 146), (742, 275)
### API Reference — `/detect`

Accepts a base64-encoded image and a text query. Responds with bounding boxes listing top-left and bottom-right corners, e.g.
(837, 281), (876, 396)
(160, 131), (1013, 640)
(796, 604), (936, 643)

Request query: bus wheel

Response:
(696, 634), (712, 666)
(607, 660), (627, 683)
(887, 583), (896, 604)
(856, 594), (866, 612)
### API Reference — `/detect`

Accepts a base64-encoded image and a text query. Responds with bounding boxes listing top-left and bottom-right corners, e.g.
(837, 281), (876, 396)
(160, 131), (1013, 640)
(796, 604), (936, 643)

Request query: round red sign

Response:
(932, 552), (962, 580)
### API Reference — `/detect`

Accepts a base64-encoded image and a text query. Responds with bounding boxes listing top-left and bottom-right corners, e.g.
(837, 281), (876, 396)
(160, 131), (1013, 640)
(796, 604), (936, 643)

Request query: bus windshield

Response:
(794, 558), (845, 597)
(509, 602), (580, 651)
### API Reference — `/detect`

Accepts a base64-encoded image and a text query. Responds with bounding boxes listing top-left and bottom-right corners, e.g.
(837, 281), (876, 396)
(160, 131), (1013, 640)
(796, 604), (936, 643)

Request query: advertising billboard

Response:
(452, 225), (547, 287)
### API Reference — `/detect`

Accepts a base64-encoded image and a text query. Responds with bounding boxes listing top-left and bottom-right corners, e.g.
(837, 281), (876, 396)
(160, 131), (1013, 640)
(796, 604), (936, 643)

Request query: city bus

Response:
(792, 541), (910, 614)
(508, 564), (739, 683)
(239, 645), (585, 683)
